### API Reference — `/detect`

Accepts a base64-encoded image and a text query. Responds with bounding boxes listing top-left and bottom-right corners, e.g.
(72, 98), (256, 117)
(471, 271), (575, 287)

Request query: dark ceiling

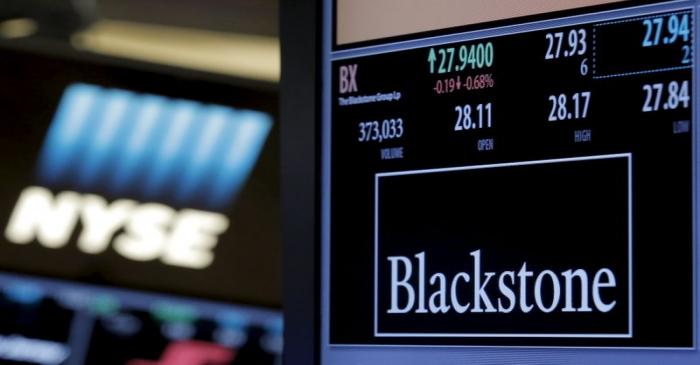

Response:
(98, 0), (278, 36)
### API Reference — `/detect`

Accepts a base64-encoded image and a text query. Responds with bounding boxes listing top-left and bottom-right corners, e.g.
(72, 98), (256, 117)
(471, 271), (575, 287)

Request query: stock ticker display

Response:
(0, 275), (282, 365)
(327, 2), (695, 349)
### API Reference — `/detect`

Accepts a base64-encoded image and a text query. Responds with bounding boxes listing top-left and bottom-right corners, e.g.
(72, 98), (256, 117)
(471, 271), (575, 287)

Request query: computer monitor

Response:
(0, 43), (282, 365)
(281, 0), (698, 363)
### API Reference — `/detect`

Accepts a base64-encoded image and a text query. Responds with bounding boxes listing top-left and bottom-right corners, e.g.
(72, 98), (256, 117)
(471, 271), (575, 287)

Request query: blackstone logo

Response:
(387, 250), (617, 315)
(2, 83), (272, 269)
(372, 156), (633, 340)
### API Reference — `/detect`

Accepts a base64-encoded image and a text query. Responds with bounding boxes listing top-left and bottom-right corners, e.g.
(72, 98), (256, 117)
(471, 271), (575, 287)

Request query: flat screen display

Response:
(322, 0), (698, 363)
(0, 46), (282, 365)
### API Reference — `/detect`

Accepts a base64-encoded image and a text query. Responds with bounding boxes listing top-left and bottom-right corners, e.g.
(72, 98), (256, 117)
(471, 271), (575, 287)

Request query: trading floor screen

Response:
(322, 1), (699, 363)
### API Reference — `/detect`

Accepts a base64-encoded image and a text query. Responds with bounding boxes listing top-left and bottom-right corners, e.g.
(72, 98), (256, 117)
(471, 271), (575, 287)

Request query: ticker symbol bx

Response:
(339, 64), (358, 94)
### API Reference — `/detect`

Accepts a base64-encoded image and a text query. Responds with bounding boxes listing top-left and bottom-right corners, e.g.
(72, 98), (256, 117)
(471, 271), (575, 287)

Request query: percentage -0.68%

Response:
(433, 73), (496, 95)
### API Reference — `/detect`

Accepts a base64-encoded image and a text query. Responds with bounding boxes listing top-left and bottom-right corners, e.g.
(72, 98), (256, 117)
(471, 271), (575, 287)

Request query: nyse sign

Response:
(0, 83), (273, 270)
(4, 186), (229, 269)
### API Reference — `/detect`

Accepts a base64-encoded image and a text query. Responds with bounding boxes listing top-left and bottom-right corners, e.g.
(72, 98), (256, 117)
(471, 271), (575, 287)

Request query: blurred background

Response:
(0, 0), (279, 82)
(99, 0), (277, 36)
(0, 1), (283, 364)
